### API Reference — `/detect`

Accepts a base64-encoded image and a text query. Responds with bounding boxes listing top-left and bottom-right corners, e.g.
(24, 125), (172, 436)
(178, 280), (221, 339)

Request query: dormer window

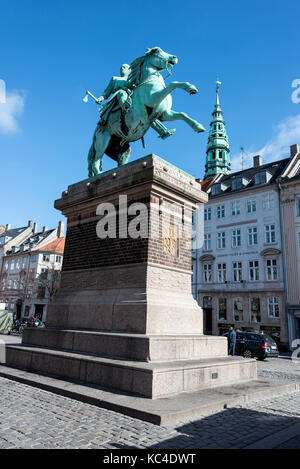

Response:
(232, 177), (248, 191)
(210, 183), (228, 196)
(254, 171), (271, 185)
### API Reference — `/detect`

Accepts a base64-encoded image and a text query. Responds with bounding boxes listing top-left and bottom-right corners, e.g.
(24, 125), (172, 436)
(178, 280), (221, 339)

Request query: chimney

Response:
(5, 224), (11, 231)
(42, 226), (48, 233)
(253, 155), (262, 167)
(57, 221), (65, 238)
(33, 222), (38, 234)
(290, 144), (300, 158)
(28, 220), (32, 227)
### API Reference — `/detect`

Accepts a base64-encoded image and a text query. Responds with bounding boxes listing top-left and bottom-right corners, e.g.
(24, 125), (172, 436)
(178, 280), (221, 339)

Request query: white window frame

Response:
(268, 297), (280, 318)
(250, 297), (261, 323)
(263, 193), (275, 210)
(296, 197), (300, 217)
(233, 297), (244, 322)
(248, 227), (258, 246)
(265, 224), (276, 244)
(203, 263), (213, 283)
(217, 205), (225, 219)
(232, 261), (242, 282)
(266, 258), (278, 281)
(232, 229), (241, 247)
(247, 199), (256, 213)
(217, 263), (227, 283)
(231, 201), (240, 216)
(204, 233), (212, 251)
(218, 298), (227, 321)
(249, 260), (259, 281)
(204, 208), (211, 221)
(217, 232), (226, 249)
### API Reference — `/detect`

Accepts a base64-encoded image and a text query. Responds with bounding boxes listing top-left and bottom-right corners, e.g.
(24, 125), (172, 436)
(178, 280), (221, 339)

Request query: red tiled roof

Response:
(199, 177), (217, 192)
(33, 237), (65, 254)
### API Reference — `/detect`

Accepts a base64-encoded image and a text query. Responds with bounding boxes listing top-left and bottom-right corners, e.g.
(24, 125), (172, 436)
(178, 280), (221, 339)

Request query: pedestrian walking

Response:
(228, 326), (236, 356)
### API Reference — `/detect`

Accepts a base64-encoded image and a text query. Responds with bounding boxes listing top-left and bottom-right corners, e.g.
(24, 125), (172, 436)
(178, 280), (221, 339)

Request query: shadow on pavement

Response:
(110, 407), (300, 449)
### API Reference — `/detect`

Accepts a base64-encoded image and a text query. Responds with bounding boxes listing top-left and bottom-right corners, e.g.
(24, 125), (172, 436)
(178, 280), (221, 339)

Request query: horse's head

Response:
(129, 47), (178, 86)
(145, 47), (178, 73)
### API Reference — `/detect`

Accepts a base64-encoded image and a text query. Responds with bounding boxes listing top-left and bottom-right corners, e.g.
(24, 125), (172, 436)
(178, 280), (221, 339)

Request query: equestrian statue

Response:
(83, 47), (205, 177)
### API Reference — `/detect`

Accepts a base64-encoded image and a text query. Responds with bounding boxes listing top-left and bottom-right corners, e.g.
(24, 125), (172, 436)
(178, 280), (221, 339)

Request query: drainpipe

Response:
(21, 251), (32, 317)
(276, 178), (291, 349)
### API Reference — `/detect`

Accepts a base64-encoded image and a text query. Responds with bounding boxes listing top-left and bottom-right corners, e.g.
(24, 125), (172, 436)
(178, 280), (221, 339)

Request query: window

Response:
(296, 198), (300, 217)
(40, 268), (48, 279)
(250, 297), (261, 322)
(263, 193), (274, 210)
(203, 296), (212, 308)
(204, 234), (212, 250)
(248, 227), (258, 246)
(56, 255), (62, 263)
(218, 298), (227, 321)
(268, 297), (280, 318)
(204, 208), (211, 221)
(255, 171), (271, 185)
(37, 286), (46, 298)
(217, 232), (226, 249)
(203, 264), (213, 283)
(233, 262), (242, 282)
(217, 205), (225, 218)
(232, 229), (241, 247)
(232, 178), (243, 191)
(247, 199), (256, 213)
(217, 263), (227, 283)
(31, 255), (37, 263)
(233, 297), (243, 321)
(249, 260), (259, 281)
(266, 259), (278, 281)
(231, 201), (240, 216)
(43, 254), (50, 262)
(265, 224), (276, 244)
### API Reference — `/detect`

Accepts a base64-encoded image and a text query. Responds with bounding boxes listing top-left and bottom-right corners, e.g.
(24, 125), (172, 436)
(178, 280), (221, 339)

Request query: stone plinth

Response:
(6, 154), (257, 399)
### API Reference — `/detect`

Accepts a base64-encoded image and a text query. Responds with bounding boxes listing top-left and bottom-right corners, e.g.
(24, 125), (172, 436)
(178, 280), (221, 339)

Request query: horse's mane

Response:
(128, 55), (146, 86)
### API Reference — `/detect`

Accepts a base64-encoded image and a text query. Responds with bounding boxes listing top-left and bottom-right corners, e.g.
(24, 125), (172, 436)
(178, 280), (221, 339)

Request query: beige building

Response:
(0, 222), (65, 321)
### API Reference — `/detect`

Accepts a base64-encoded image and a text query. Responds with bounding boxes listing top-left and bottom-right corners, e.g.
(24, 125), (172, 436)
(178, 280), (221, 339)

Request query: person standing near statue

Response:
(228, 326), (237, 356)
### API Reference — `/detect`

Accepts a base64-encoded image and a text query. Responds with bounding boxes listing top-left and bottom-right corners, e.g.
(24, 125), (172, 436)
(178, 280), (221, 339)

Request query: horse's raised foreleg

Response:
(148, 81), (198, 108)
(160, 109), (205, 133)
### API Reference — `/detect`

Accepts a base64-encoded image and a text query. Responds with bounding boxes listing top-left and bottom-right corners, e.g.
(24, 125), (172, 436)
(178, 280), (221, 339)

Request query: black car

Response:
(225, 331), (279, 360)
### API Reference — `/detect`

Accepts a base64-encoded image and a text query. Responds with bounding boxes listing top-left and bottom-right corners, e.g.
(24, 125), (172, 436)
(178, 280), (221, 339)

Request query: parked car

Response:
(224, 331), (279, 360)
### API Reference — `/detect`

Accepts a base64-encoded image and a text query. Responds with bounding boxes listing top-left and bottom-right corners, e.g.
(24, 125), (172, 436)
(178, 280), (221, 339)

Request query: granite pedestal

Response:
(6, 154), (257, 400)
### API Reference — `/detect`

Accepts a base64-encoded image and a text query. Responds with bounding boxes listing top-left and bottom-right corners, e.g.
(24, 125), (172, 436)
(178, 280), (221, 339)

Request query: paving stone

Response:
(0, 356), (300, 448)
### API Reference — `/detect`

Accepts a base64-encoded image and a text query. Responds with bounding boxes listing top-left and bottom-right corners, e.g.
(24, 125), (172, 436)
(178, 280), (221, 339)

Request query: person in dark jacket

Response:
(228, 326), (237, 356)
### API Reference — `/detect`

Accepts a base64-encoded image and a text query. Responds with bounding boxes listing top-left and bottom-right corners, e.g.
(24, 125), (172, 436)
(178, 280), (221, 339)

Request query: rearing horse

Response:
(88, 47), (205, 177)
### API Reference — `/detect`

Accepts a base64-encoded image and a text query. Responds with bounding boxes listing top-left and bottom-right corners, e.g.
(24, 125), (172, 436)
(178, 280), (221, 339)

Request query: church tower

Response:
(204, 82), (230, 179)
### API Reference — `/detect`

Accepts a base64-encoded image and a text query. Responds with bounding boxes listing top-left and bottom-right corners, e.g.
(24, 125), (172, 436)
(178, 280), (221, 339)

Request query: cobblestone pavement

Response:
(0, 356), (299, 449)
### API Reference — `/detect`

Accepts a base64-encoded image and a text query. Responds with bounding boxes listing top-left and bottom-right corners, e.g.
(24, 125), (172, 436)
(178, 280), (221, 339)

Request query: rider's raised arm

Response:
(101, 78), (115, 100)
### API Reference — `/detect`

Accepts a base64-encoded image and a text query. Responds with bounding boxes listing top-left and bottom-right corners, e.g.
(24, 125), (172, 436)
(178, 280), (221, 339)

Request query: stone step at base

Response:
(6, 344), (256, 399)
(22, 328), (228, 362)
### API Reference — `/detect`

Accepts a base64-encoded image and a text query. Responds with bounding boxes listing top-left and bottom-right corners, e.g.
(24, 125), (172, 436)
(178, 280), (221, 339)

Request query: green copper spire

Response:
(204, 81), (230, 179)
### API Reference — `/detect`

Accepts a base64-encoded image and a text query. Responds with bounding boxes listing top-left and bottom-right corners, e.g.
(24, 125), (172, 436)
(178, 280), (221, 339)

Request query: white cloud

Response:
(231, 114), (300, 172)
(0, 91), (25, 134)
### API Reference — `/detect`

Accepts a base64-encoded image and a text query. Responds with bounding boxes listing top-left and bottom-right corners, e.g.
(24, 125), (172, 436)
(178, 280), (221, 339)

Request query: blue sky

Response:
(0, 0), (299, 231)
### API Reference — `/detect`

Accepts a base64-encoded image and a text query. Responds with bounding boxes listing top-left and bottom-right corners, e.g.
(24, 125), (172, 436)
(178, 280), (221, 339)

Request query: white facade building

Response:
(193, 156), (290, 347)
